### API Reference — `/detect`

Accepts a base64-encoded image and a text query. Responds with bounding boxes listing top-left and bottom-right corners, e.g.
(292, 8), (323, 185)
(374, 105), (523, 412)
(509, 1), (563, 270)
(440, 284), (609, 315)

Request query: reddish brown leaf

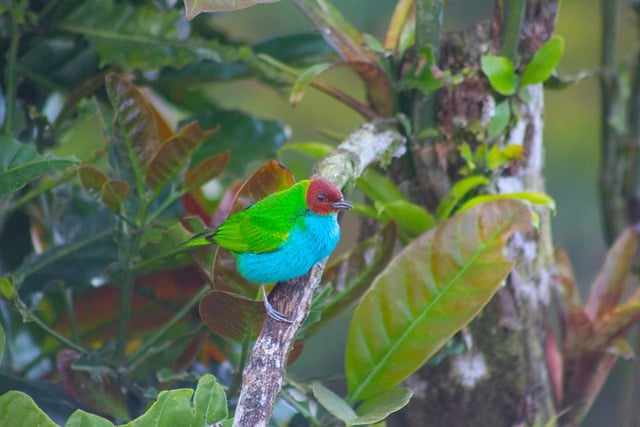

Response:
(145, 122), (218, 190)
(230, 160), (295, 214)
(101, 179), (130, 212)
(213, 247), (257, 298)
(184, 150), (230, 193)
(77, 165), (108, 197)
(585, 227), (637, 322)
(211, 182), (242, 228)
(105, 73), (170, 170)
(199, 290), (265, 342)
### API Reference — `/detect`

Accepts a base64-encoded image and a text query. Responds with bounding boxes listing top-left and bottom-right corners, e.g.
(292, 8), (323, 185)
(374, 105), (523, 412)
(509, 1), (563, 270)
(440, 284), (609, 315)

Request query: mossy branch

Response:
(232, 120), (405, 427)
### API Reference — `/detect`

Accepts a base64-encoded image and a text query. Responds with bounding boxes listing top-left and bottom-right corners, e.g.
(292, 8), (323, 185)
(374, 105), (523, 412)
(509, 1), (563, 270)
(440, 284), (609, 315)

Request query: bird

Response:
(184, 178), (352, 322)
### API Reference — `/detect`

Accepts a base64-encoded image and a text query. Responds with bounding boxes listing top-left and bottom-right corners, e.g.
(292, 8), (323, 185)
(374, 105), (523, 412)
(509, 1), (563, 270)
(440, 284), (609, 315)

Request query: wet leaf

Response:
(0, 136), (77, 197)
(199, 290), (265, 342)
(345, 200), (533, 402)
(585, 227), (637, 322)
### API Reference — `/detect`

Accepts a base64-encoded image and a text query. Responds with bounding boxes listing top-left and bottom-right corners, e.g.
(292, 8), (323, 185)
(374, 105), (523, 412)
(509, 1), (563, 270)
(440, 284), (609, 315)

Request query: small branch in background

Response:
(232, 120), (406, 427)
(599, 0), (624, 244)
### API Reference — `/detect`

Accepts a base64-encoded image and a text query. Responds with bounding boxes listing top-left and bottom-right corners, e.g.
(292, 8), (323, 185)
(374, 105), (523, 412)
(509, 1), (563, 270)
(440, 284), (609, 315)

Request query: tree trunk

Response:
(390, 1), (559, 425)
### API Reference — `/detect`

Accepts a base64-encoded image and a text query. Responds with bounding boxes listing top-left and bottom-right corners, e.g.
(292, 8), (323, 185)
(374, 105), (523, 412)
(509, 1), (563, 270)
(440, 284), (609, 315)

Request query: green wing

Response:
(213, 181), (309, 254)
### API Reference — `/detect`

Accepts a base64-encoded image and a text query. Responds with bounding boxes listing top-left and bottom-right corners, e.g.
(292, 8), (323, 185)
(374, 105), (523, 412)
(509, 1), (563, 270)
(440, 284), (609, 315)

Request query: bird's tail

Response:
(181, 230), (216, 248)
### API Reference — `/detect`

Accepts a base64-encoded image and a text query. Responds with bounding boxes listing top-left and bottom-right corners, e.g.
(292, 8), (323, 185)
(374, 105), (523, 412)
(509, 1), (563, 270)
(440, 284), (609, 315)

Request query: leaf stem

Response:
(115, 222), (142, 360)
(14, 299), (89, 356)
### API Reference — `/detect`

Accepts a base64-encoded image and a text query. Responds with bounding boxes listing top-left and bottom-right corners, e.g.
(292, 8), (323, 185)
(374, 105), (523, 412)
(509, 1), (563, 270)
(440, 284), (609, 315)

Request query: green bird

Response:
(185, 178), (352, 322)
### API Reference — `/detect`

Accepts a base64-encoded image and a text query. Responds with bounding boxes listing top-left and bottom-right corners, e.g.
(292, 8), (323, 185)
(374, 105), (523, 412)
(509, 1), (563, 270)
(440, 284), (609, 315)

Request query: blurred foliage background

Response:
(1, 0), (637, 425)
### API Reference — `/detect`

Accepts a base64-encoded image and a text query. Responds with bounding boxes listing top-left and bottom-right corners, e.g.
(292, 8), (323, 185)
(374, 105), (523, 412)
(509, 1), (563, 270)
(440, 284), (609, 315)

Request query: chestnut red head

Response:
(306, 179), (352, 215)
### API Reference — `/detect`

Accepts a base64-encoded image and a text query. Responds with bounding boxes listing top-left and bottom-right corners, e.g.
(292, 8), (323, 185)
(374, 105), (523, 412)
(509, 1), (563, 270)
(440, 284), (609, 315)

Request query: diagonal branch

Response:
(232, 120), (406, 427)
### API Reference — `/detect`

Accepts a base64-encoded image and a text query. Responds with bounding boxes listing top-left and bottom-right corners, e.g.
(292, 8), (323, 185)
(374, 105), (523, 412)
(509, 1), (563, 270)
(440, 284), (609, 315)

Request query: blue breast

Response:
(235, 212), (340, 283)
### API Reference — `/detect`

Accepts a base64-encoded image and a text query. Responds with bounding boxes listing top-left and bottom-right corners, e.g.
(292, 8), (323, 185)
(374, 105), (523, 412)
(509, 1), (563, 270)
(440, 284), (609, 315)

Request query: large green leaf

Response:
(192, 374), (228, 426)
(60, 0), (226, 70)
(64, 410), (114, 427)
(122, 389), (195, 427)
(0, 136), (78, 197)
(0, 391), (57, 427)
(345, 200), (533, 402)
(481, 55), (517, 95)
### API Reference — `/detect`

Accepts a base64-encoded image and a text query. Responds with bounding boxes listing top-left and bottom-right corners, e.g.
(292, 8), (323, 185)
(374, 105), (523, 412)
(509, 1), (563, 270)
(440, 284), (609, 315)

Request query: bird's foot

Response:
(261, 285), (293, 324)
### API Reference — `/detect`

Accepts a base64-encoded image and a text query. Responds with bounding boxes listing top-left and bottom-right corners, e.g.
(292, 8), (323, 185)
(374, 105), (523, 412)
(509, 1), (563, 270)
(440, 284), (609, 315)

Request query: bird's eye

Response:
(317, 194), (326, 202)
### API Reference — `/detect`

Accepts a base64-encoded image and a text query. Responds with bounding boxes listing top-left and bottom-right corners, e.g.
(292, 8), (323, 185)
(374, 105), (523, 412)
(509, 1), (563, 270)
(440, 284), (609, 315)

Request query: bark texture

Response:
(389, 1), (559, 425)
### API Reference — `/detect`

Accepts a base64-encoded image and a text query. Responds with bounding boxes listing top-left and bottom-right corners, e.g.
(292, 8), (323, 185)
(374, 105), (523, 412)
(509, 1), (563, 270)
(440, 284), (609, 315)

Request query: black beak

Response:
(330, 200), (353, 210)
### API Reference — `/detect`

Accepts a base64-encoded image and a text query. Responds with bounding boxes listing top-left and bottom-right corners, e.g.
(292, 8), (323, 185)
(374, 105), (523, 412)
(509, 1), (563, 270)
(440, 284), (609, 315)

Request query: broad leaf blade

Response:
(0, 136), (77, 197)
(521, 36), (565, 87)
(345, 200), (533, 402)
(121, 388), (195, 427)
(193, 374), (228, 425)
(199, 290), (265, 342)
(353, 386), (412, 425)
(0, 391), (57, 427)
(481, 55), (517, 95)
(64, 410), (114, 427)
(312, 383), (358, 425)
(105, 73), (170, 171)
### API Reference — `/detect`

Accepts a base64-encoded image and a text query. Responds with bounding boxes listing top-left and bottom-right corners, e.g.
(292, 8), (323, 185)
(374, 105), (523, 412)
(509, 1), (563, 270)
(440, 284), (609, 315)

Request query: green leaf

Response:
(193, 374), (228, 426)
(313, 383), (358, 425)
(521, 36), (565, 87)
(64, 410), (115, 427)
(0, 391), (58, 427)
(356, 168), (405, 204)
(0, 322), (4, 364)
(353, 387), (412, 424)
(145, 122), (218, 190)
(62, 0), (226, 69)
(0, 276), (18, 300)
(184, 0), (280, 18)
(457, 191), (556, 214)
(345, 200), (533, 402)
(278, 142), (335, 159)
(436, 175), (490, 219)
(377, 200), (435, 238)
(290, 63), (334, 106)
(0, 136), (78, 197)
(488, 100), (511, 138)
(312, 384), (411, 426)
(481, 55), (517, 95)
(122, 389), (195, 427)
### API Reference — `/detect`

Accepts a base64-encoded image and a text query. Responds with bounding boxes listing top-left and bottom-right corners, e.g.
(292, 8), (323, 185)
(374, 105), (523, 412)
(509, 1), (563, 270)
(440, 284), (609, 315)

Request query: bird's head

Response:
(306, 179), (352, 215)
